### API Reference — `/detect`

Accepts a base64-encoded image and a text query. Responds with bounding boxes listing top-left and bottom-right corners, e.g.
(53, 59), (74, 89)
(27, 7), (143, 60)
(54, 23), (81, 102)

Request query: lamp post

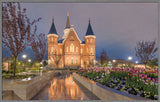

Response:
(128, 56), (132, 68)
(112, 59), (116, 67)
(28, 59), (32, 69)
(22, 54), (27, 71)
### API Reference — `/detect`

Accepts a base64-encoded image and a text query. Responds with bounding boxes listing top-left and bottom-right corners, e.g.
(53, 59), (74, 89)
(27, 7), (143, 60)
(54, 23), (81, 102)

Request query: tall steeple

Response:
(65, 11), (71, 28)
(85, 18), (94, 36)
(48, 18), (58, 34)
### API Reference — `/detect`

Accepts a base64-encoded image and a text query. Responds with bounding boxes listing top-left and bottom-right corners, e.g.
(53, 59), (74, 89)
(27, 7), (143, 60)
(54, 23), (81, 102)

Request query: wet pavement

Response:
(32, 73), (100, 100)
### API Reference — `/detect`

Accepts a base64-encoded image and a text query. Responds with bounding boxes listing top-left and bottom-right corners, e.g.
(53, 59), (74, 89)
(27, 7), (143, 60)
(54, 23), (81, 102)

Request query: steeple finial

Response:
(65, 11), (71, 29)
(52, 17), (54, 22)
(67, 11), (69, 16)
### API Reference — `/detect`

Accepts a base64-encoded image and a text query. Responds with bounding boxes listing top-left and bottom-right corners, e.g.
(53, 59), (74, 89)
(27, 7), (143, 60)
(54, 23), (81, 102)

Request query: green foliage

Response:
(148, 58), (158, 68)
(43, 61), (48, 66)
(78, 69), (158, 100)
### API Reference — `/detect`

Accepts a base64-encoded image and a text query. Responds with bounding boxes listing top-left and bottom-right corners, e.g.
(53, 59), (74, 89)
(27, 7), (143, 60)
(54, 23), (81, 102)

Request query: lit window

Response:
(70, 43), (74, 52)
(90, 39), (92, 43)
(91, 48), (93, 54)
(67, 47), (68, 52)
(60, 48), (62, 54)
(51, 47), (54, 53)
(81, 49), (83, 54)
(81, 60), (83, 65)
(71, 57), (73, 65)
(76, 47), (78, 52)
(87, 48), (88, 53)
(67, 57), (69, 64)
(52, 37), (53, 42)
(60, 59), (62, 65)
(76, 58), (78, 64)
(87, 39), (88, 43)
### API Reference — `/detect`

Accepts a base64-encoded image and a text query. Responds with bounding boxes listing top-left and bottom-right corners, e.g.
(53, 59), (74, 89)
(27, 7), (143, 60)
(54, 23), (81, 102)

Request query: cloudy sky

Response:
(3, 3), (158, 62)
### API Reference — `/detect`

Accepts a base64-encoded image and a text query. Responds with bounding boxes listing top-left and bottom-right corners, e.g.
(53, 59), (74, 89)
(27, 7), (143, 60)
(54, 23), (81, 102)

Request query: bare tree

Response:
(30, 33), (47, 72)
(51, 49), (61, 68)
(100, 49), (108, 66)
(2, 2), (41, 77)
(135, 40), (158, 68)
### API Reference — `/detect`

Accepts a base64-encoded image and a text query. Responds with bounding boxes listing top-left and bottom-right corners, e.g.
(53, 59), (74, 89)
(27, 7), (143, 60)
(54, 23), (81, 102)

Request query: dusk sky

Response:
(3, 3), (158, 63)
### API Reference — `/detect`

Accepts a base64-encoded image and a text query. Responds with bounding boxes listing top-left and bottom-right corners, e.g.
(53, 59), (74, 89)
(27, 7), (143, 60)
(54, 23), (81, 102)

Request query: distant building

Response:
(134, 63), (146, 68)
(47, 12), (96, 68)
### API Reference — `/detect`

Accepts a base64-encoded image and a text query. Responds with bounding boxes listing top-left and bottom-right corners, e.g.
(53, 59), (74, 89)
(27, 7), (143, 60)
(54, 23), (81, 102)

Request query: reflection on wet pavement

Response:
(32, 74), (94, 100)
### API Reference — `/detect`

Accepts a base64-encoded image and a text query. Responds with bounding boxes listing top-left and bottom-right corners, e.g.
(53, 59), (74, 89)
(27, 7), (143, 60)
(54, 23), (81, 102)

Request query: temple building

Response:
(47, 12), (96, 68)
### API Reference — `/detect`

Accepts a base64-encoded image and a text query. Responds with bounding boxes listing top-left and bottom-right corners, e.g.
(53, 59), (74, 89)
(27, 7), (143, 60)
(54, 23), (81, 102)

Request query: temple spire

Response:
(65, 11), (71, 28)
(48, 17), (58, 34)
(85, 18), (94, 36)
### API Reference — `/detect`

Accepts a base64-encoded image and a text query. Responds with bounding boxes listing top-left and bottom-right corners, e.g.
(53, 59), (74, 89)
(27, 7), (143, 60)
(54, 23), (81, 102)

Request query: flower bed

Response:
(77, 67), (158, 100)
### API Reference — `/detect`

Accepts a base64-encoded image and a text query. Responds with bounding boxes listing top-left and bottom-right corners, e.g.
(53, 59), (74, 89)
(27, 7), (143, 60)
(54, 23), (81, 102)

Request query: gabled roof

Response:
(48, 18), (58, 34)
(85, 19), (94, 36)
(62, 28), (82, 44)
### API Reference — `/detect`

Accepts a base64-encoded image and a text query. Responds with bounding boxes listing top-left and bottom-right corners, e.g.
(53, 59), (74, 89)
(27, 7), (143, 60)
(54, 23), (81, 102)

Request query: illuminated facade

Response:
(47, 12), (96, 68)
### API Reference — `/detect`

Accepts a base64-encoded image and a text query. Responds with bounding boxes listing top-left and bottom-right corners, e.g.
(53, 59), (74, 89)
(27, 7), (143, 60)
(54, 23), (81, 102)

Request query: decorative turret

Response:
(63, 11), (71, 39)
(47, 18), (59, 66)
(85, 19), (96, 45)
(47, 18), (59, 44)
(84, 19), (96, 66)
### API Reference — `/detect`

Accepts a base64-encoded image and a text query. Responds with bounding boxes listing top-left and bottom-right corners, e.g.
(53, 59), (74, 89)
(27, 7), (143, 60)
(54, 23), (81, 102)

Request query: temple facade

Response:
(47, 12), (96, 68)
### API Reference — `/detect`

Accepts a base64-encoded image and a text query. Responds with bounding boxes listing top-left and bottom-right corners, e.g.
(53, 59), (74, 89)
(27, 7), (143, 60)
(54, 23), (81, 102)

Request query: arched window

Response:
(81, 48), (83, 54)
(87, 60), (89, 65)
(60, 59), (62, 65)
(52, 37), (53, 42)
(67, 57), (69, 64)
(71, 57), (73, 65)
(87, 47), (88, 53)
(51, 47), (54, 53)
(90, 39), (92, 43)
(87, 39), (88, 43)
(60, 48), (62, 54)
(76, 47), (78, 52)
(76, 58), (78, 64)
(70, 43), (74, 52)
(91, 48), (93, 54)
(81, 60), (83, 65)
(66, 47), (68, 52)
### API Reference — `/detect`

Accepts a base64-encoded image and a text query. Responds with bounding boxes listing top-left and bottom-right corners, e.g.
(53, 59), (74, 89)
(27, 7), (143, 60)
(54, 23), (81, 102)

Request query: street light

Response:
(28, 59), (31, 62)
(112, 60), (116, 63)
(22, 54), (27, 59)
(128, 56), (132, 60)
(22, 54), (27, 71)
(135, 61), (138, 64)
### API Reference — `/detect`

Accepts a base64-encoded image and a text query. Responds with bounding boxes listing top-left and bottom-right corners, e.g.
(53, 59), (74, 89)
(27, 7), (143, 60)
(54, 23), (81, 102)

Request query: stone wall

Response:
(2, 70), (70, 100)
